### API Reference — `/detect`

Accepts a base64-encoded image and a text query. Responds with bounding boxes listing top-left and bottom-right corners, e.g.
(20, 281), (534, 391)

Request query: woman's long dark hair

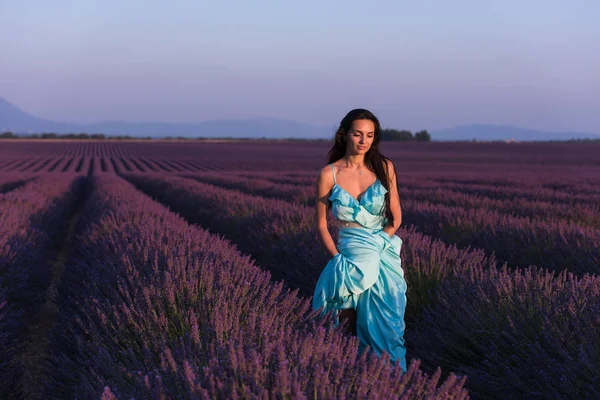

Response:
(327, 108), (398, 227)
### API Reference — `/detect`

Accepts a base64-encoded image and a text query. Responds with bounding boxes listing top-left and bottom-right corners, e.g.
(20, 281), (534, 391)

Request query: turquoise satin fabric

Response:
(312, 164), (408, 371)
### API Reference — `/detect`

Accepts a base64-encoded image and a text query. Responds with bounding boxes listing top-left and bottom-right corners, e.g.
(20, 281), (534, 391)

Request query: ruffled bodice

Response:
(329, 178), (388, 230)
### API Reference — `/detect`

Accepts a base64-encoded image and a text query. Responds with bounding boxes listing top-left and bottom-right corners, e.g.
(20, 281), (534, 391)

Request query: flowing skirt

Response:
(312, 227), (408, 371)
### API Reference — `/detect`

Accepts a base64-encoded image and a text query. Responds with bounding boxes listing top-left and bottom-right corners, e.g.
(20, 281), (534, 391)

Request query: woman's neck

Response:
(342, 155), (365, 169)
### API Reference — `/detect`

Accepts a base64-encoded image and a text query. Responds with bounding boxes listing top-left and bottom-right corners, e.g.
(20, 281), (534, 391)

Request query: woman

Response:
(312, 108), (407, 372)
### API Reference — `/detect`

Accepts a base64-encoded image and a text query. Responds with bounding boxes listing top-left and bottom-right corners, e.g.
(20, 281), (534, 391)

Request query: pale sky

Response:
(1, 0), (599, 132)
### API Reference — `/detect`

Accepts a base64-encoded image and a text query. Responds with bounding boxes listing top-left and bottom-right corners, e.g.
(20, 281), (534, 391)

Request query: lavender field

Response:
(0, 140), (599, 399)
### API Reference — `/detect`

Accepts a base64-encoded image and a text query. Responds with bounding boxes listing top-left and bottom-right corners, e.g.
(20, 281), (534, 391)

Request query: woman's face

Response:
(346, 119), (375, 155)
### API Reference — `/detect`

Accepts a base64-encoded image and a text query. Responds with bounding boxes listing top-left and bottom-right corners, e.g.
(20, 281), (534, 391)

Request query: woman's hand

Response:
(382, 227), (394, 239)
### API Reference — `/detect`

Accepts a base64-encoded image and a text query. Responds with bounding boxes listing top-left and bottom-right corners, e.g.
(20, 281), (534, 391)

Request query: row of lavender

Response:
(43, 175), (466, 399)
(176, 172), (600, 276)
(0, 174), (85, 397)
(237, 171), (600, 210)
(50, 142), (140, 158)
(0, 174), (32, 194)
(0, 156), (226, 174)
(202, 170), (600, 226)
(121, 173), (600, 398)
(0, 142), (141, 158)
(233, 170), (600, 213)
(2, 141), (599, 167)
(122, 174), (495, 315)
(0, 157), (90, 174)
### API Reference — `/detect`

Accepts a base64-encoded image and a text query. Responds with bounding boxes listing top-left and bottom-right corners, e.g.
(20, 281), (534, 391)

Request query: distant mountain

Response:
(3, 96), (599, 141)
(0, 96), (75, 133)
(431, 124), (600, 141)
(0, 97), (332, 139)
(84, 117), (332, 138)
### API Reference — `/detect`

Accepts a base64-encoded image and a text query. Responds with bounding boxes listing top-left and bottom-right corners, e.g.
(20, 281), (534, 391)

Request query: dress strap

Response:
(329, 164), (337, 184)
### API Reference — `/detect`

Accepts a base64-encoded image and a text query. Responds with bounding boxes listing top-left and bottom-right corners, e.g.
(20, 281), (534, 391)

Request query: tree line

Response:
(380, 129), (431, 141)
(0, 129), (433, 141)
(0, 132), (153, 140)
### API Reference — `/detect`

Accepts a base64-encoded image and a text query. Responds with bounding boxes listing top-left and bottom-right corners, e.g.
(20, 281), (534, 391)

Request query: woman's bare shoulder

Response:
(383, 159), (395, 172)
(317, 164), (334, 184)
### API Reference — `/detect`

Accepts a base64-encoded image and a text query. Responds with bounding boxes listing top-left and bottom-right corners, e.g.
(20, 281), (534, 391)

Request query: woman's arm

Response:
(316, 167), (339, 257)
(382, 159), (402, 238)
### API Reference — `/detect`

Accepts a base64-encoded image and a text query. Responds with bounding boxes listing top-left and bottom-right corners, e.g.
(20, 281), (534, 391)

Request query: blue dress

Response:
(312, 164), (408, 371)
